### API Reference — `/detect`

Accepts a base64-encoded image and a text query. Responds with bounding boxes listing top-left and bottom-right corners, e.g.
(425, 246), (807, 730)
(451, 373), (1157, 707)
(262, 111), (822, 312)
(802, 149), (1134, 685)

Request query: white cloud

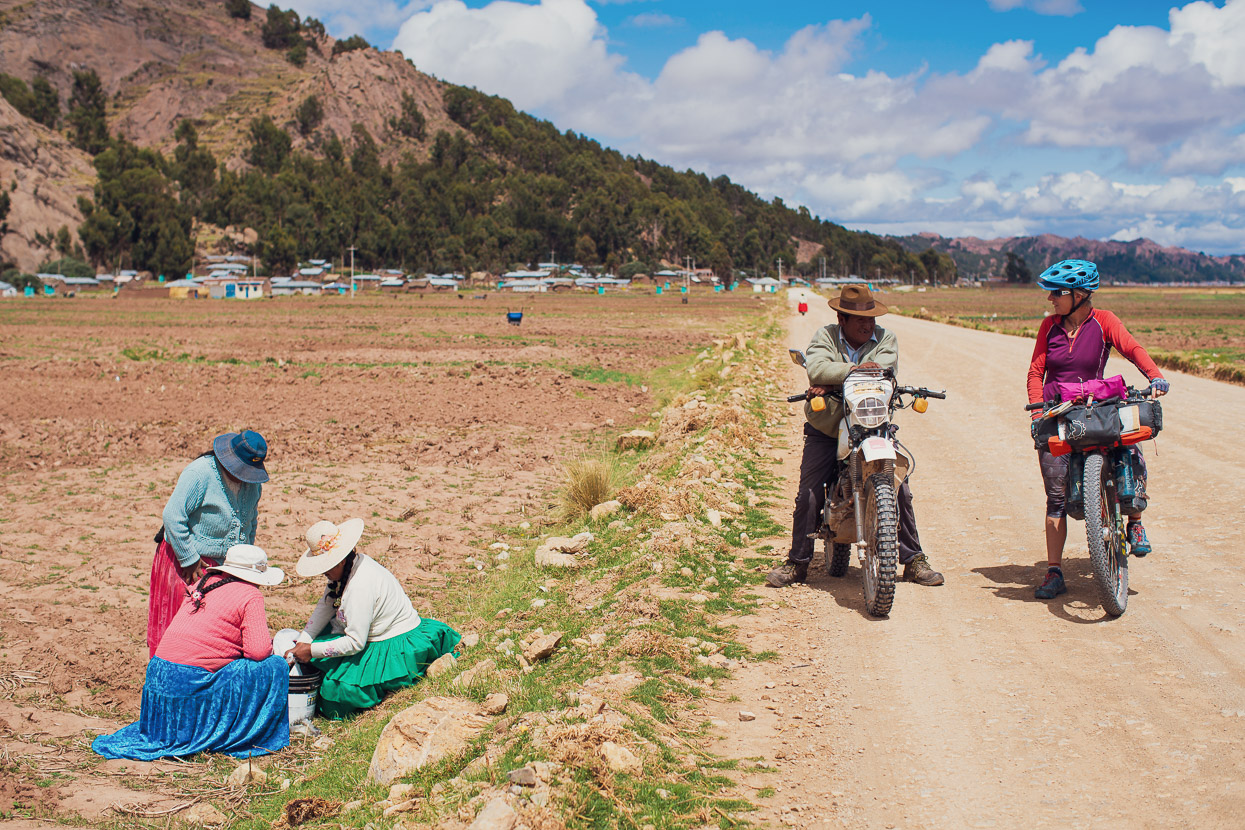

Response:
(393, 0), (630, 110)
(391, 0), (1245, 254)
(987, 0), (1084, 16)
(626, 12), (677, 28)
(286, 0), (429, 39)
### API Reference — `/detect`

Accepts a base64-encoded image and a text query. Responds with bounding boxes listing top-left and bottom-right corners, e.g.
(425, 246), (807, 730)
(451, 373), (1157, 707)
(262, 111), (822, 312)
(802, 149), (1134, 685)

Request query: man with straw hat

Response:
(768, 284), (944, 588)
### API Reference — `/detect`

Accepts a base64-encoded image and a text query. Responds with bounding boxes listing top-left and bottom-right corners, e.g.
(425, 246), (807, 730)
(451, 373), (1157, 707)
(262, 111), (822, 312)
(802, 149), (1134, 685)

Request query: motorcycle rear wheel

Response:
(861, 472), (899, 617)
(827, 543), (850, 577)
(1084, 452), (1129, 617)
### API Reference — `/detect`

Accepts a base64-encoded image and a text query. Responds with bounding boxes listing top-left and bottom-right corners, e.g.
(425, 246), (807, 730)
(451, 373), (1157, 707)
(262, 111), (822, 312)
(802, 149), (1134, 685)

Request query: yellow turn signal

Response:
(913, 398), (929, 413)
(810, 396), (826, 412)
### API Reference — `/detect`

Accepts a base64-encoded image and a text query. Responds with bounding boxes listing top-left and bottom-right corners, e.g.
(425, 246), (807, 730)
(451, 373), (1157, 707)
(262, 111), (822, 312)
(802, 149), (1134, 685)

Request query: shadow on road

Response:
(802, 559), (891, 621)
(974, 561), (1135, 624)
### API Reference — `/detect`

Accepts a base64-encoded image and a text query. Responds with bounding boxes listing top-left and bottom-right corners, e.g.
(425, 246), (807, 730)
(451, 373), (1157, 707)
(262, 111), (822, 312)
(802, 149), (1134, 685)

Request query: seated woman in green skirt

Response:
(283, 518), (459, 719)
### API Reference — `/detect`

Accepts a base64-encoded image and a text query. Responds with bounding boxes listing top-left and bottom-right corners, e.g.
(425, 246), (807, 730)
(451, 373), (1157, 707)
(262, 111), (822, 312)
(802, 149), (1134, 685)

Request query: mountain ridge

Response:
(894, 232), (1245, 284)
(0, 0), (1239, 282)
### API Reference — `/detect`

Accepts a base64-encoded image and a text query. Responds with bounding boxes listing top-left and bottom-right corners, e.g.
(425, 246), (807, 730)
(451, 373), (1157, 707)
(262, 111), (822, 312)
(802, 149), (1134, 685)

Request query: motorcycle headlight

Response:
(854, 396), (888, 428)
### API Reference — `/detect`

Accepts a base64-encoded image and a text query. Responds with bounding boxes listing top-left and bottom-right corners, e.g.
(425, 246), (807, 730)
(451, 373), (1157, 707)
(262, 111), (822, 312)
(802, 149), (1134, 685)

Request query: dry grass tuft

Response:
(543, 720), (629, 781)
(617, 629), (679, 657)
(615, 478), (694, 519)
(560, 457), (619, 521)
(273, 797), (341, 828)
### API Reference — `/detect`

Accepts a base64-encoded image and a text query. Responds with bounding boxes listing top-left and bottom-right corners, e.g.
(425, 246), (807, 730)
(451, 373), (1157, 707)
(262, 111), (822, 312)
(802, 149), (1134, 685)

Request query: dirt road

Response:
(711, 289), (1245, 828)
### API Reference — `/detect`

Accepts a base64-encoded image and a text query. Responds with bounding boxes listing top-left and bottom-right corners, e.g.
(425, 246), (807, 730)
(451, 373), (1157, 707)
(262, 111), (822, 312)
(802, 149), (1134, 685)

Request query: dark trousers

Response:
(789, 423), (923, 566)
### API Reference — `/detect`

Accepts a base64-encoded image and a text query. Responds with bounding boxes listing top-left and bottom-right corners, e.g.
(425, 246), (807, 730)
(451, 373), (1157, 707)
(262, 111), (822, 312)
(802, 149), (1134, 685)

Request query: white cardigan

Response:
(297, 554), (420, 660)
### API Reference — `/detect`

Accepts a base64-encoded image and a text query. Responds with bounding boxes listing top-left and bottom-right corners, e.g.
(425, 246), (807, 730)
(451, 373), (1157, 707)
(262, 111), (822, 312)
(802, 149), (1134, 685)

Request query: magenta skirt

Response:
(147, 541), (216, 658)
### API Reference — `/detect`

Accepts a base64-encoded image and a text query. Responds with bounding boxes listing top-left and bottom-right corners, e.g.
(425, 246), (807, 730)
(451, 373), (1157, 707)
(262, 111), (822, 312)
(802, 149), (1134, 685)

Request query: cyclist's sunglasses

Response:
(1047, 288), (1073, 297)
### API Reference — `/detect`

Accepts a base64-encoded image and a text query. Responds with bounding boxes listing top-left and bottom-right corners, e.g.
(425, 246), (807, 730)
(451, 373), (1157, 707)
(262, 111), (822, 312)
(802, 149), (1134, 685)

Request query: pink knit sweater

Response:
(154, 579), (273, 671)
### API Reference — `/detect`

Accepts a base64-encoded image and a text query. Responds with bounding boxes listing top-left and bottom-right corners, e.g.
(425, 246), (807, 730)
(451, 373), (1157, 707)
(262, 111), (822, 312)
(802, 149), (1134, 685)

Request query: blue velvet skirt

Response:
(92, 655), (290, 760)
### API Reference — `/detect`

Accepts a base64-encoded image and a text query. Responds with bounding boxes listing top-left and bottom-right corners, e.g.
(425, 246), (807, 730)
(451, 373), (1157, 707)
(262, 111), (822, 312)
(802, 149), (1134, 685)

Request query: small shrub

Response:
(286, 38), (307, 66)
(225, 0), (251, 20)
(331, 35), (370, 56)
(560, 458), (618, 521)
(294, 94), (323, 135)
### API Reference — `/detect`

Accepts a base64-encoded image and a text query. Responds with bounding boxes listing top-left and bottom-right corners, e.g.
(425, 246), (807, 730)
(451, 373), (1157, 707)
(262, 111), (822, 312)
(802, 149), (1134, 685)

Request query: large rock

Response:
(183, 804), (227, 826)
(469, 797), (517, 830)
(483, 693), (509, 715)
(226, 760), (267, 788)
(598, 741), (642, 774)
(425, 652), (456, 678)
(589, 499), (623, 520)
(368, 696), (490, 785)
(452, 658), (497, 689)
(522, 632), (563, 663)
(534, 532), (593, 568)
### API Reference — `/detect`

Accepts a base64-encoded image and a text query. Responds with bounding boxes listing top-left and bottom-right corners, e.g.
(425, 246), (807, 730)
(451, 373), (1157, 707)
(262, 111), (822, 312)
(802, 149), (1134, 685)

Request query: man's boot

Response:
(902, 553), (944, 586)
(766, 560), (808, 588)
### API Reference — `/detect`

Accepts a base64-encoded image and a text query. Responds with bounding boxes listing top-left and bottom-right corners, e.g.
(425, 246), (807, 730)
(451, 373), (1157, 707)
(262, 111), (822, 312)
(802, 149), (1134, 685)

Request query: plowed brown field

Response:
(0, 289), (763, 819)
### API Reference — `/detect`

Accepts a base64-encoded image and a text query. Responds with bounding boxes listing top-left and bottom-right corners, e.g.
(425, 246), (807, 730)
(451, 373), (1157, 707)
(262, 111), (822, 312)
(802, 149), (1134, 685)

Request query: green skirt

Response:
(311, 618), (460, 720)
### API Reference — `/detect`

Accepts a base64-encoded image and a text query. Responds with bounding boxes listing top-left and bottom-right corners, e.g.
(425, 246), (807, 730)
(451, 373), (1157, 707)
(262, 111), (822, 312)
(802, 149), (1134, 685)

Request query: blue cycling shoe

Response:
(1034, 567), (1067, 600)
(1127, 522), (1151, 557)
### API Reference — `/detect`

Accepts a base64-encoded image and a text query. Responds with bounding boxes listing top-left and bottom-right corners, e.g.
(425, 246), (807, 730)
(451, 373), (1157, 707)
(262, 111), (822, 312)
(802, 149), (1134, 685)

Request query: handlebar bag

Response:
(1053, 374), (1126, 403)
(1120, 399), (1162, 438)
(1033, 416), (1059, 451)
(1060, 404), (1122, 450)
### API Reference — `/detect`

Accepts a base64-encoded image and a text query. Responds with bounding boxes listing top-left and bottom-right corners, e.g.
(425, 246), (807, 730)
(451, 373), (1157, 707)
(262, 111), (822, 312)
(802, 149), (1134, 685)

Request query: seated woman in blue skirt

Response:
(283, 518), (459, 719)
(94, 545), (289, 760)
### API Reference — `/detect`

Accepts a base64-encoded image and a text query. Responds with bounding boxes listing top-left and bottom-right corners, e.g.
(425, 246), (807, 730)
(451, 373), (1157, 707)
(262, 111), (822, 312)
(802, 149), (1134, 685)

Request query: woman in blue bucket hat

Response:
(148, 430), (269, 657)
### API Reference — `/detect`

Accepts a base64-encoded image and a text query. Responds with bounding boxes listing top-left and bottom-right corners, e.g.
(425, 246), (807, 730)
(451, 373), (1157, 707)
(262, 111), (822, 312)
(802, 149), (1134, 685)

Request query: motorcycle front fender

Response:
(859, 436), (896, 463)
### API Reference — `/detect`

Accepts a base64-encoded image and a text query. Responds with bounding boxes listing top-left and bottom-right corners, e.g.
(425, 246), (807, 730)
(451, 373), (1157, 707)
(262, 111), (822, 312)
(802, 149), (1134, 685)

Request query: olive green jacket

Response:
(803, 324), (899, 437)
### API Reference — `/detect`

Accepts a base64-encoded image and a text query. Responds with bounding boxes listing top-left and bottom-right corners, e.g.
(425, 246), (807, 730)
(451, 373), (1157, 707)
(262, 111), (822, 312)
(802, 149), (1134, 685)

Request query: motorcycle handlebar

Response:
(896, 386), (947, 400)
(787, 393), (808, 403)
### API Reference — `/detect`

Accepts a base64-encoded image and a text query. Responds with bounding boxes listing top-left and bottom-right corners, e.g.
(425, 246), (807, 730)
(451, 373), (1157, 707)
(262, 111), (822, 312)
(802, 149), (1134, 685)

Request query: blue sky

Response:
(286, 1), (1245, 255)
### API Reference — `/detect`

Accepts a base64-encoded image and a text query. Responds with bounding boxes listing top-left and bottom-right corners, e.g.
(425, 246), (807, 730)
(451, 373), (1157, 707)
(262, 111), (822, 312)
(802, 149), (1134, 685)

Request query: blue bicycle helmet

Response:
(1038, 259), (1099, 292)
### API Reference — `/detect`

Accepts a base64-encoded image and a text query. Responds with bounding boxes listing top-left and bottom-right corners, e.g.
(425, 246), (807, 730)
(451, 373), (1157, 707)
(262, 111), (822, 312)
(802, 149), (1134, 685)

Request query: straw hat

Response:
(827, 284), (888, 317)
(296, 518), (365, 577)
(207, 544), (284, 587)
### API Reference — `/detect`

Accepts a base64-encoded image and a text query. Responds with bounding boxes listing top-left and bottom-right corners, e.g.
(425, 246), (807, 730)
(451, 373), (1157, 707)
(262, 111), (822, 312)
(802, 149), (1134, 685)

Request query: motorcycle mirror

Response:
(788, 349), (806, 367)
(913, 398), (928, 414)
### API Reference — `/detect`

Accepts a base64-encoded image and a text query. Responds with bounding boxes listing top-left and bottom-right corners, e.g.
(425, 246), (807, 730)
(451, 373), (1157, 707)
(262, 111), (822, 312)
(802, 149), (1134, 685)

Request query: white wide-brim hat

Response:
(207, 543), (285, 587)
(296, 518), (365, 577)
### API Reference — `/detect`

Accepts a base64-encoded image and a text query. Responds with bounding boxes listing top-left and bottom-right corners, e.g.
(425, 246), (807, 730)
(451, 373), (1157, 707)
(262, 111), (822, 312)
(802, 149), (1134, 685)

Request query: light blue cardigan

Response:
(162, 455), (262, 567)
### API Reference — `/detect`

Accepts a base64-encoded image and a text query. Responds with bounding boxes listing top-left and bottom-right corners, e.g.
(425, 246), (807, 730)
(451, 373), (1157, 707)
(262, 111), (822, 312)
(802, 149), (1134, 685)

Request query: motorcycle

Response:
(787, 349), (945, 616)
(1025, 385), (1162, 616)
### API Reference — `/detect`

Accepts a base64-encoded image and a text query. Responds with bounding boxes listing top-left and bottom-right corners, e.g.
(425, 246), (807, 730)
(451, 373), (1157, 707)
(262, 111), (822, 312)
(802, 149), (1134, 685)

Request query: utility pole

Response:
(777, 258), (783, 283)
(348, 245), (357, 298)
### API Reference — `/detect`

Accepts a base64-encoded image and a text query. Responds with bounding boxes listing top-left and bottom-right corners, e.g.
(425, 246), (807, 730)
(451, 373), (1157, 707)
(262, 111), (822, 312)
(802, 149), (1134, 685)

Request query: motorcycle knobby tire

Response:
(828, 543), (850, 578)
(861, 471), (899, 617)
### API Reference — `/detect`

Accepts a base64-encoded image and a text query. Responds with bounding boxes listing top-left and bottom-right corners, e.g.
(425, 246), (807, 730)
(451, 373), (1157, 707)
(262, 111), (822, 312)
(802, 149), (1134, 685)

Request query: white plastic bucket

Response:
(288, 665), (322, 724)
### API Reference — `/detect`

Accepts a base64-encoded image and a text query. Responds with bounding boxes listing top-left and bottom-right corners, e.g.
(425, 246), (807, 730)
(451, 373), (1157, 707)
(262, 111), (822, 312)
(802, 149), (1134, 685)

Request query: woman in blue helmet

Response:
(1026, 260), (1169, 600)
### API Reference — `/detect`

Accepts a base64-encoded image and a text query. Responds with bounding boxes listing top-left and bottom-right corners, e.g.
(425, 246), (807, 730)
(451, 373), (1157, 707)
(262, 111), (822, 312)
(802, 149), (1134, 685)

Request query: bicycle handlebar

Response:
(1024, 385), (1155, 413)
